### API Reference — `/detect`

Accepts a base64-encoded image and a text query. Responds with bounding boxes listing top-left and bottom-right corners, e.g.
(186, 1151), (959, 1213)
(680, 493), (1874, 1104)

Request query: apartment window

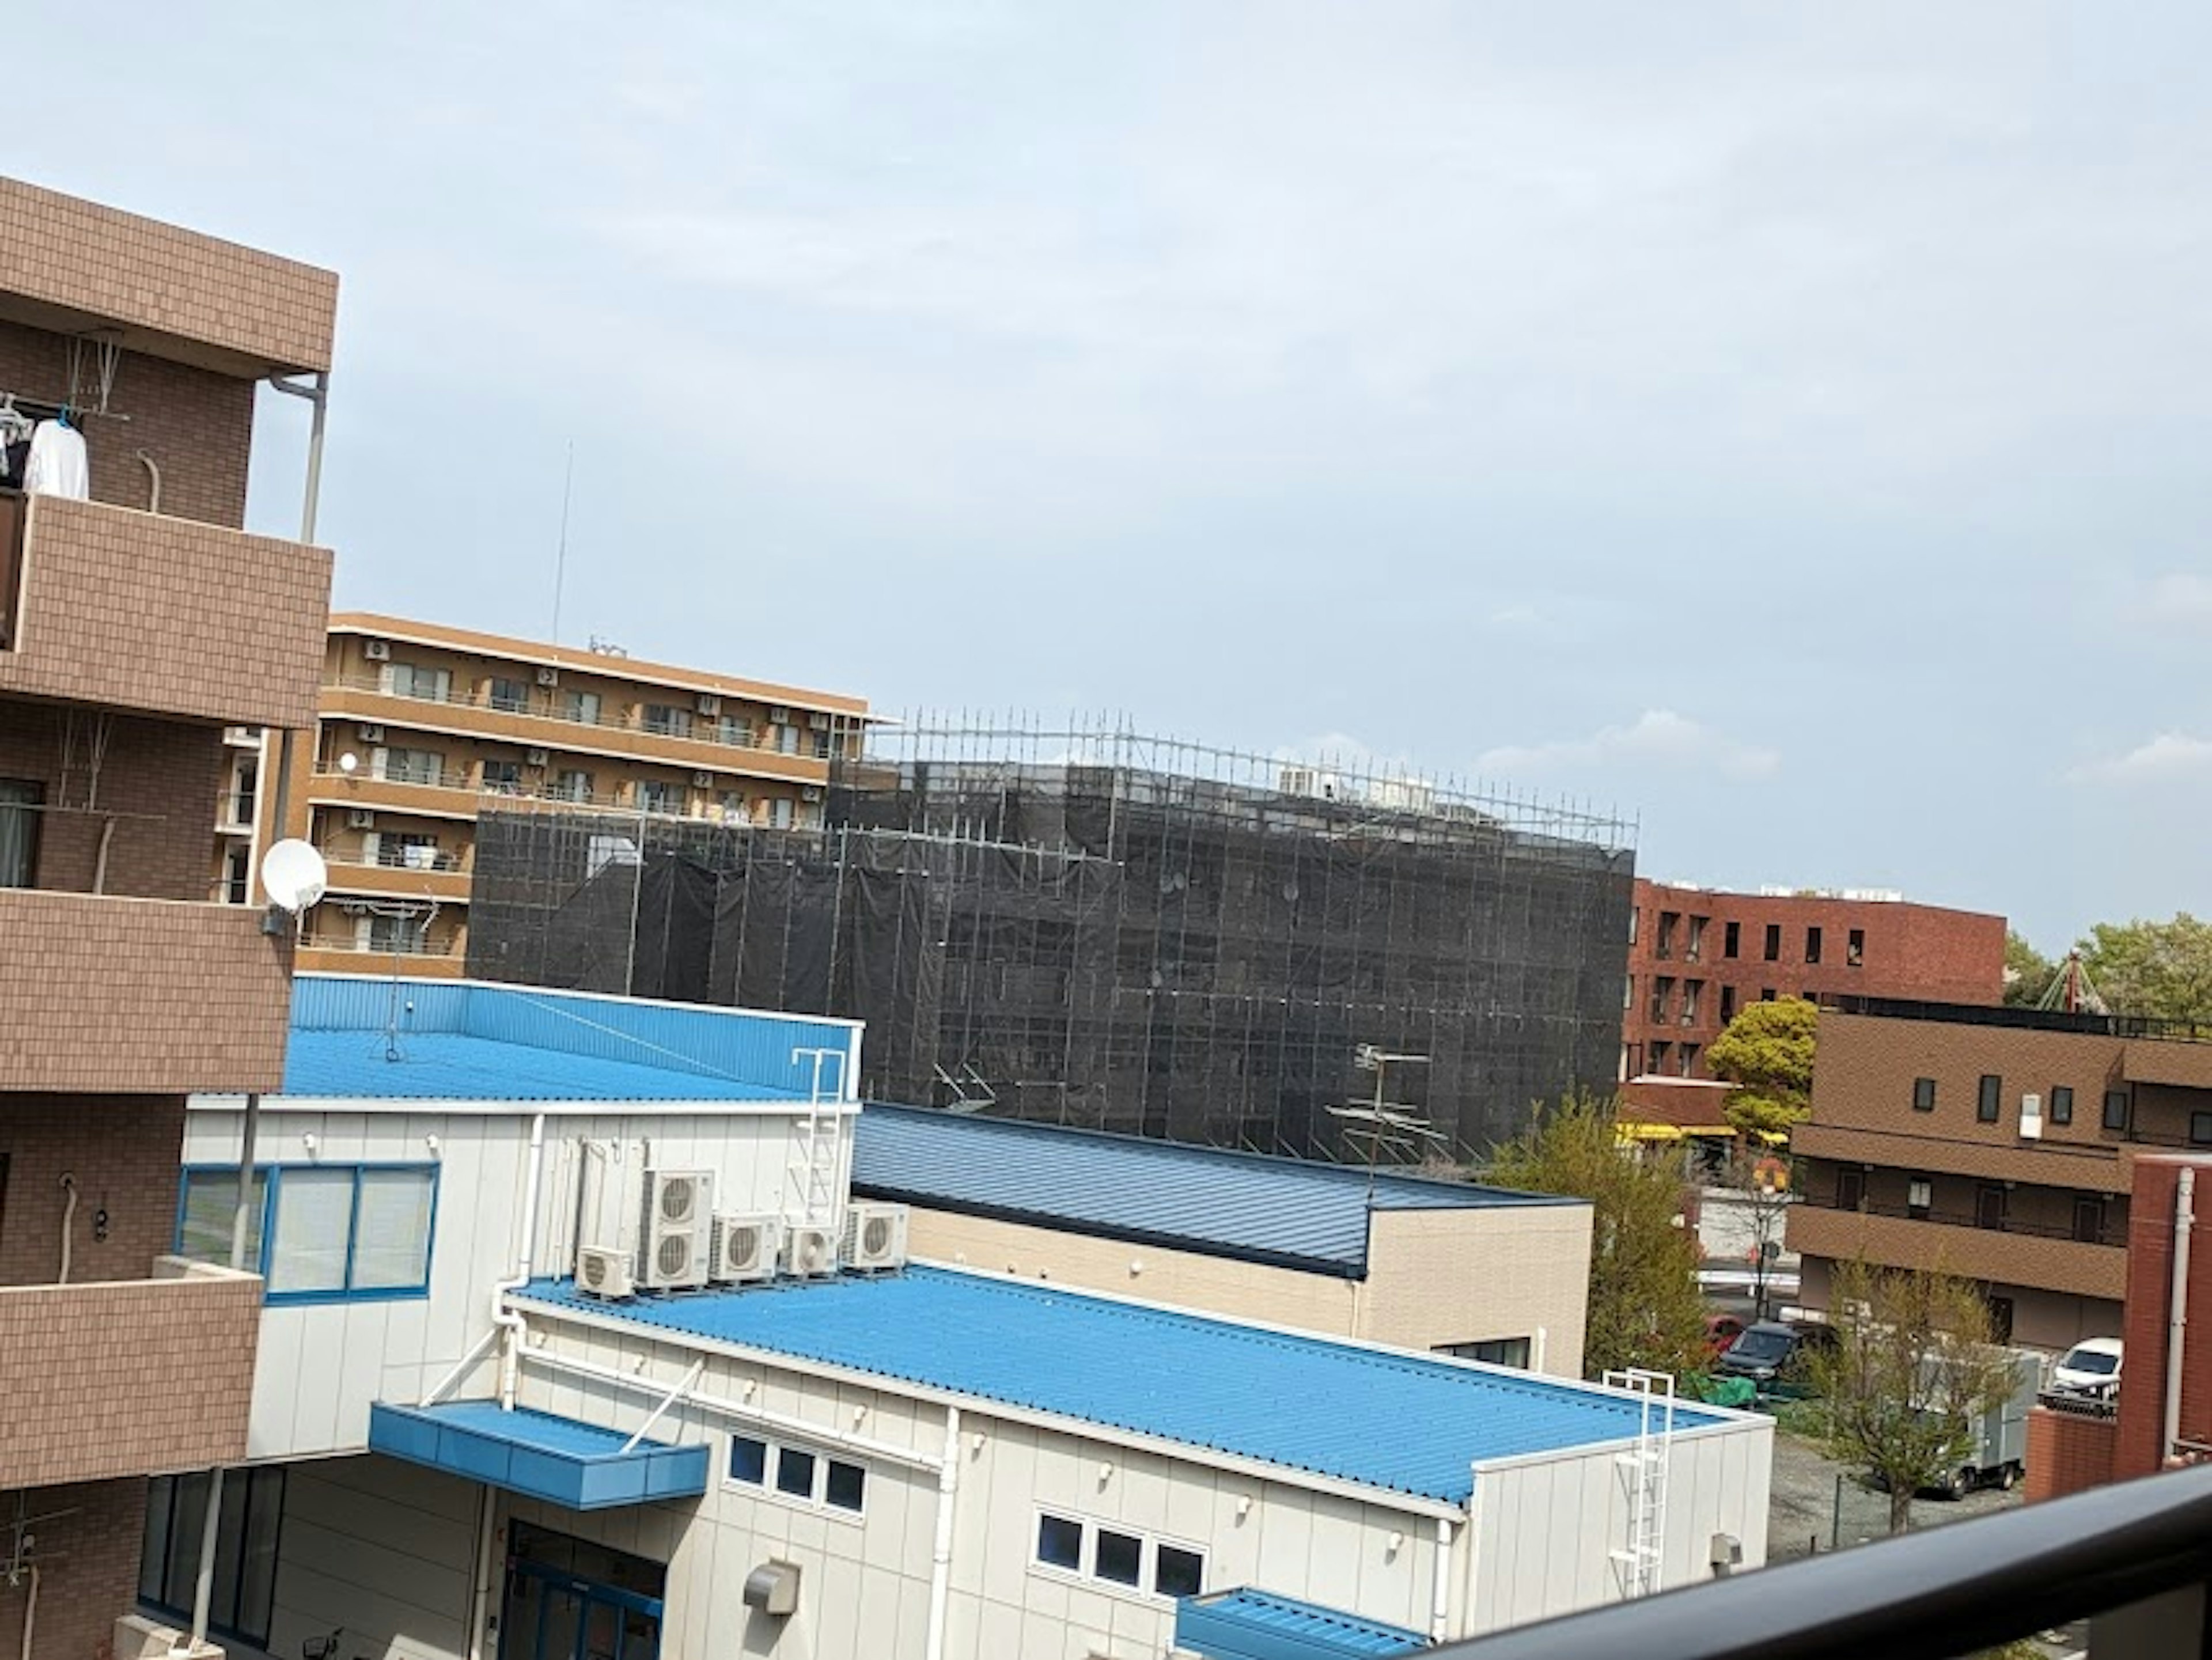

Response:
(1686, 915), (1707, 962)
(769, 797), (796, 829)
(2104, 1089), (2131, 1132)
(362, 913), (428, 954)
(1836, 1166), (1866, 1211)
(1908, 1177), (1933, 1219)
(1977, 1075), (2002, 1123)
(1037, 1514), (1083, 1572)
(1912, 1077), (1937, 1112)
(1437, 1336), (1532, 1368)
(175, 1165), (437, 1303)
(1718, 984), (1737, 1024)
(139, 1467), (285, 1651)
(222, 846), (251, 906)
(1154, 1544), (1206, 1600)
(716, 715), (756, 748)
(635, 779), (681, 815)
(1976, 1184), (2007, 1231)
(1656, 911), (1678, 959)
(1723, 920), (1741, 959)
(2074, 1195), (2107, 1244)
(1847, 927), (1865, 968)
(641, 703), (694, 739)
(1649, 976), (1674, 1023)
(1681, 980), (1702, 1025)
(1763, 923), (1782, 962)
(373, 831), (440, 870)
(225, 756), (258, 828)
(0, 779), (40, 888)
(482, 759), (524, 794)
(2194, 1113), (2212, 1148)
(1680, 1043), (1699, 1076)
(2047, 1085), (2074, 1126)
(774, 1447), (816, 1500)
(1760, 987), (1777, 1002)
(384, 662), (451, 702)
(374, 746), (445, 786)
(1805, 926), (1823, 965)
(554, 768), (593, 804)
(824, 1459), (867, 1513)
(1623, 973), (1635, 1011)
(1650, 1040), (1672, 1071)
(715, 789), (748, 825)
(487, 675), (529, 713)
(813, 727), (834, 760)
(563, 689), (603, 726)
(1096, 1529), (1143, 1587)
(728, 1435), (768, 1485)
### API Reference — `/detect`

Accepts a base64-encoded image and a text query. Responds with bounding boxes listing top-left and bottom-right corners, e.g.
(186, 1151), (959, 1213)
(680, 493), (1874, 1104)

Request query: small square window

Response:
(1154, 1544), (1205, 1600)
(1037, 1514), (1082, 1571)
(1763, 924), (1782, 962)
(1977, 1075), (2001, 1123)
(1094, 1529), (1143, 1587)
(2193, 1113), (2212, 1149)
(825, 1459), (866, 1513)
(1719, 985), (1737, 1024)
(1805, 926), (1823, 965)
(2050, 1086), (2074, 1125)
(1760, 987), (1777, 1002)
(2104, 1089), (2131, 1132)
(728, 1435), (767, 1486)
(1847, 927), (1865, 968)
(775, 1447), (816, 1500)
(1912, 1077), (1937, 1112)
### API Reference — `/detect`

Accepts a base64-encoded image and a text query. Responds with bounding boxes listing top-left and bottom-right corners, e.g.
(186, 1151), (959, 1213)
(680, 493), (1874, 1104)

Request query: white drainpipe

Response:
(923, 1406), (961, 1660)
(494, 1114), (548, 1411)
(1430, 1515), (1455, 1643)
(2166, 1167), (2195, 1464)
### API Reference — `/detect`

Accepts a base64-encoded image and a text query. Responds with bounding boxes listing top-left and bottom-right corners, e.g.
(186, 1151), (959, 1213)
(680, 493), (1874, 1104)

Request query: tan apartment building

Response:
(1786, 997), (2212, 1352)
(0, 176), (336, 1659)
(268, 614), (871, 976)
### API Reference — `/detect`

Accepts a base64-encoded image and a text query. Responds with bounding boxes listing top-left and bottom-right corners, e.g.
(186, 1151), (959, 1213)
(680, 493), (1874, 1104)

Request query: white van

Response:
(2051, 1337), (2123, 1399)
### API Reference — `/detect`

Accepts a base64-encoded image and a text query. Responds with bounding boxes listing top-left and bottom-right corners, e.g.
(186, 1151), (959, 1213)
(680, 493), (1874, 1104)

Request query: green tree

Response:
(2002, 931), (2056, 1007)
(2078, 914), (2212, 1026)
(1486, 1091), (1707, 1380)
(1801, 1259), (2014, 1534)
(1706, 996), (1817, 1139)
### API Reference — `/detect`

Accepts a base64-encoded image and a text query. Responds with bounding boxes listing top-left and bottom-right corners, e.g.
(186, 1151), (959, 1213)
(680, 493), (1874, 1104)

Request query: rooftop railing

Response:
(1442, 1461), (2212, 1659)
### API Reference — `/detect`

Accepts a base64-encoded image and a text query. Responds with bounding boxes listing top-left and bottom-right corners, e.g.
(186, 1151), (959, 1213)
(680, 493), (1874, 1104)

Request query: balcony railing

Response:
(325, 673), (849, 760)
(1798, 1192), (2128, 1249)
(310, 769), (817, 829)
(1440, 1461), (2212, 1659)
(1787, 1202), (2126, 1299)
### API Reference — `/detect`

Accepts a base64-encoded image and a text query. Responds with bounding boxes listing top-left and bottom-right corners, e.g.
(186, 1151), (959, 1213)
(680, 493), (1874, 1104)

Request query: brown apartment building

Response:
(1786, 999), (2212, 1352)
(266, 614), (872, 975)
(1622, 879), (2005, 1080)
(0, 179), (336, 1656)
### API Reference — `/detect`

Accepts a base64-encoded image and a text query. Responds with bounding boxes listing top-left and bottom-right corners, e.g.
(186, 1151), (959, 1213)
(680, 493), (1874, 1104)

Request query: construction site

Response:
(465, 721), (1638, 1160)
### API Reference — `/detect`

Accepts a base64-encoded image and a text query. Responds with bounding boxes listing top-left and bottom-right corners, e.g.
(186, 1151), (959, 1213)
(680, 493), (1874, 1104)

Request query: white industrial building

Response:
(160, 975), (1771, 1660)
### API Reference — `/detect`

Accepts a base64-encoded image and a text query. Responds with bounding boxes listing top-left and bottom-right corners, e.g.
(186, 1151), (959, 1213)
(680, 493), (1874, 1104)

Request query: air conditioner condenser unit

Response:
(783, 1225), (838, 1279)
(576, 1245), (635, 1301)
(711, 1214), (783, 1284)
(638, 1168), (714, 1291)
(842, 1202), (908, 1274)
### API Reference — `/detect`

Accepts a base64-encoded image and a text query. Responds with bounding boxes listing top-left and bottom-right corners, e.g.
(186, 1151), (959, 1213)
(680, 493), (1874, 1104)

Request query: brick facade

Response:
(2113, 1156), (2212, 1481)
(0, 1477), (149, 1660)
(2024, 1405), (2118, 1502)
(0, 704), (225, 901)
(1623, 881), (2004, 1079)
(0, 1096), (184, 1287)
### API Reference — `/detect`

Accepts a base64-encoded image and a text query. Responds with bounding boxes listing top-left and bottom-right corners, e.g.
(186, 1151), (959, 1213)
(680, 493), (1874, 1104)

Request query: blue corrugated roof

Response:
(1176, 1588), (1428, 1658)
(280, 975), (853, 1102)
(851, 1104), (1576, 1276)
(515, 1267), (1727, 1504)
(369, 1401), (708, 1510)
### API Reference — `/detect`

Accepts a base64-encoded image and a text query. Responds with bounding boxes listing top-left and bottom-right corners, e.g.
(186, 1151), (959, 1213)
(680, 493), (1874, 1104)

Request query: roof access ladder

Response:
(1604, 1367), (1676, 1598)
(787, 1047), (847, 1229)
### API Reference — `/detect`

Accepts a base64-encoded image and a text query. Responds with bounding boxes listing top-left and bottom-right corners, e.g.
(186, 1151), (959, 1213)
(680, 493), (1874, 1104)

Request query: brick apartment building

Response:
(0, 177), (336, 1658)
(268, 613), (870, 975)
(1622, 880), (2005, 1081)
(1787, 1000), (2212, 1352)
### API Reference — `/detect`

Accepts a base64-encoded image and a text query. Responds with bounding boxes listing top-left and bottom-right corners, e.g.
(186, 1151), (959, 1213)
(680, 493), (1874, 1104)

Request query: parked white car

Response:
(2051, 1337), (2123, 1399)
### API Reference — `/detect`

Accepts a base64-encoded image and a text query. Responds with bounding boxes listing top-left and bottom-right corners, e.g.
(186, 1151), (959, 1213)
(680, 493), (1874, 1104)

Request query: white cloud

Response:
(2070, 732), (2212, 783)
(1487, 603), (1542, 628)
(1477, 710), (1780, 782)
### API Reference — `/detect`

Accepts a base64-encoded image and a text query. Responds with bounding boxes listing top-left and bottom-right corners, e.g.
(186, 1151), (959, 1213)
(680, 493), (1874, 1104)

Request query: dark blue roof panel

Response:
(516, 1267), (1728, 1504)
(368, 1400), (708, 1510)
(1176, 1588), (1428, 1658)
(851, 1104), (1577, 1275)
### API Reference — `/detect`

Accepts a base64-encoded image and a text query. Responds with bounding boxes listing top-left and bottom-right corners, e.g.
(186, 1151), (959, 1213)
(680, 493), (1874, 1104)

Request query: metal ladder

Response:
(787, 1048), (846, 1228)
(1604, 1367), (1676, 1598)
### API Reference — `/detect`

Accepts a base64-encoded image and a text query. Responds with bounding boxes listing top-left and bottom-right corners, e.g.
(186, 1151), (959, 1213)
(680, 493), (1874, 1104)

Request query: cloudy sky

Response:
(18, 3), (2210, 947)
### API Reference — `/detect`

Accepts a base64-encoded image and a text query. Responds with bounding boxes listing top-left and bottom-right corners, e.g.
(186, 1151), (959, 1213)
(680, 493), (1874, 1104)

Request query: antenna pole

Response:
(550, 441), (575, 645)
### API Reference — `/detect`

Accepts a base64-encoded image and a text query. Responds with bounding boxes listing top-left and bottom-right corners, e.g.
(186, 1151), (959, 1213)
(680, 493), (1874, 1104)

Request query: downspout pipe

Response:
(2167, 1167), (2195, 1465)
(923, 1406), (961, 1660)
(494, 1114), (548, 1411)
(1431, 1515), (1456, 1644)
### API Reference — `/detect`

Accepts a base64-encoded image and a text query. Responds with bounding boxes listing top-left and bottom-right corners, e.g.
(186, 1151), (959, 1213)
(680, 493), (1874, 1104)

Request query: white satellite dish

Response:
(261, 839), (329, 913)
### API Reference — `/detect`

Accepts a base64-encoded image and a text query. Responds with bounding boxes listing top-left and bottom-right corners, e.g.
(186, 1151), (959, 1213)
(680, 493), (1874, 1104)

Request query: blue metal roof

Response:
(515, 1267), (1726, 1504)
(1176, 1589), (1428, 1659)
(851, 1104), (1577, 1277)
(368, 1400), (709, 1510)
(281, 975), (854, 1102)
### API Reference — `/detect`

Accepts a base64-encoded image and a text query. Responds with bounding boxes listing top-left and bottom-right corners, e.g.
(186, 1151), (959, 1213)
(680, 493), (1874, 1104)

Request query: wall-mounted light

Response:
(424, 1134), (441, 1156)
(970, 1431), (987, 1454)
(851, 1405), (868, 1426)
(1235, 1495), (1253, 1520)
(1387, 1530), (1406, 1555)
(1128, 1259), (1143, 1277)
(338, 751), (359, 776)
(300, 1131), (319, 1158)
(1097, 1461), (1113, 1484)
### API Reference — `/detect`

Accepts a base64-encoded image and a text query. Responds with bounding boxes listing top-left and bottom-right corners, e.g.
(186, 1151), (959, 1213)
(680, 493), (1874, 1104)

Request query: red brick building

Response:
(1622, 880), (2006, 1081)
(0, 177), (336, 1658)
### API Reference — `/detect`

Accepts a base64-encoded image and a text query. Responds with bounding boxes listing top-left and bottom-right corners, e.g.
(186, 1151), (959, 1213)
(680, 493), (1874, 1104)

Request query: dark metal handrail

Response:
(1796, 1192), (2126, 1246)
(1439, 1461), (2212, 1659)
(1829, 993), (2212, 1045)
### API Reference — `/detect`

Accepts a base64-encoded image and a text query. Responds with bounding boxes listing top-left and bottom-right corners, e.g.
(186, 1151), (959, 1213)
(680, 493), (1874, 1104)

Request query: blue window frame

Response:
(175, 1163), (439, 1305)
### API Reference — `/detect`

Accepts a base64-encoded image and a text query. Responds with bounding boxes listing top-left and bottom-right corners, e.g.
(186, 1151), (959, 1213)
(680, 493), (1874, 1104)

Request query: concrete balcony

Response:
(1787, 1201), (2127, 1301)
(0, 1259), (261, 1489)
(321, 855), (474, 904)
(0, 888), (293, 1094)
(0, 492), (331, 729)
(296, 939), (467, 980)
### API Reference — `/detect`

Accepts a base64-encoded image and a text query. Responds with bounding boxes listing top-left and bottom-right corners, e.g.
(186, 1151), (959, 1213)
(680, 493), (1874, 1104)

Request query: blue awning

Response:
(368, 1401), (709, 1511)
(1175, 1589), (1429, 1659)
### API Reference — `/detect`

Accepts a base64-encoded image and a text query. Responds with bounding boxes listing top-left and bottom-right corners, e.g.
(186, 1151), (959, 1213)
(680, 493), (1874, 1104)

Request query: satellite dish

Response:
(261, 839), (329, 913)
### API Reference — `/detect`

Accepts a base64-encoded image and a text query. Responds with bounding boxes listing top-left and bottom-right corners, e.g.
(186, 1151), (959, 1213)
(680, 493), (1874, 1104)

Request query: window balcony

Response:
(0, 887), (291, 1094)
(320, 854), (473, 904)
(0, 1259), (260, 1489)
(0, 491), (330, 729)
(1786, 1197), (2126, 1301)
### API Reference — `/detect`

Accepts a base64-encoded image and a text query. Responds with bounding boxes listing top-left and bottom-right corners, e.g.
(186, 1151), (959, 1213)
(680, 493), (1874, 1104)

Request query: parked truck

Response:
(1935, 1348), (2045, 1497)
